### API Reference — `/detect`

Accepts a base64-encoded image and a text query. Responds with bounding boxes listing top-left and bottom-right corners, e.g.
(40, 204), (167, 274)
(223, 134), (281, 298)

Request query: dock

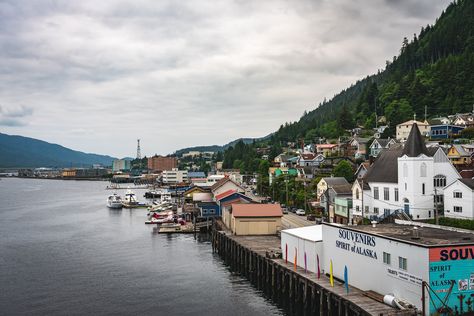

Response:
(212, 224), (413, 316)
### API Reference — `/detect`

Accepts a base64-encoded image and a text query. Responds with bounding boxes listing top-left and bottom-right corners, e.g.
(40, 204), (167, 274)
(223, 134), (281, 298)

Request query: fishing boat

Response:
(122, 189), (139, 207)
(107, 194), (123, 209)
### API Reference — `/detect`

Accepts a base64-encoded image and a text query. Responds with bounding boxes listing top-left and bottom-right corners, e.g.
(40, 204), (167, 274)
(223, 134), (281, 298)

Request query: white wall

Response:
(369, 182), (400, 217)
(280, 232), (323, 273)
(444, 181), (474, 219)
(321, 224), (429, 311)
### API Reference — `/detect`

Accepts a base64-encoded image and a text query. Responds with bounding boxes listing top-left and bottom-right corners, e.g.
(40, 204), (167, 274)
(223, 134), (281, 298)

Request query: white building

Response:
(359, 123), (460, 220)
(162, 168), (188, 184)
(281, 222), (474, 315)
(396, 119), (430, 141)
(443, 178), (474, 219)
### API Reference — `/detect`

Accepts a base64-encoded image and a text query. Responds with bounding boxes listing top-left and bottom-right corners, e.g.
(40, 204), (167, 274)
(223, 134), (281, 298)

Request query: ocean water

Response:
(0, 178), (285, 316)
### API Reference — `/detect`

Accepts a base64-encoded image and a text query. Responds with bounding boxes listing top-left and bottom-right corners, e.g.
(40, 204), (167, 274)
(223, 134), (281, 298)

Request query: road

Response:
(281, 212), (314, 229)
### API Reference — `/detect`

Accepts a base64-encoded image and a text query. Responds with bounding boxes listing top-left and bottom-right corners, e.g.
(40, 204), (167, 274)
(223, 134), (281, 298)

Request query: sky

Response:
(0, 0), (452, 158)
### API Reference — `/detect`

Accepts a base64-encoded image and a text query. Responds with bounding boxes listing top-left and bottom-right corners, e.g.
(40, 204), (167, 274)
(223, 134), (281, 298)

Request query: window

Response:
(365, 206), (369, 214)
(384, 187), (389, 201)
(422, 183), (425, 195)
(394, 188), (399, 201)
(383, 252), (391, 265)
(356, 206), (360, 212)
(403, 164), (408, 177)
(454, 191), (463, 198)
(405, 183), (407, 190)
(454, 206), (463, 213)
(374, 187), (379, 200)
(428, 211), (431, 218)
(435, 195), (444, 203)
(356, 188), (360, 200)
(434, 175), (446, 187)
(420, 163), (427, 177)
(399, 257), (407, 270)
(374, 207), (379, 215)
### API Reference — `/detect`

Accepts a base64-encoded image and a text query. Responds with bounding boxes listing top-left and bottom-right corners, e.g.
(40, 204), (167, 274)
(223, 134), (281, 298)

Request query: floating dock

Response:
(211, 224), (413, 316)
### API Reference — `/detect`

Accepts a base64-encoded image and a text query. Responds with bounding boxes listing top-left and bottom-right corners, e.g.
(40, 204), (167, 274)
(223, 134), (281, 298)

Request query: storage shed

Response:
(231, 204), (282, 235)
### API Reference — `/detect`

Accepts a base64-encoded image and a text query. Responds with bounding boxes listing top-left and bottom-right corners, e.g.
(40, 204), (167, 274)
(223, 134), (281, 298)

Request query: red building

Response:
(147, 155), (177, 171)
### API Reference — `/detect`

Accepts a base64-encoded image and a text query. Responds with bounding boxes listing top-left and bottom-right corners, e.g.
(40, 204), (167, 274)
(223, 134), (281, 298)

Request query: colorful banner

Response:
(429, 246), (474, 315)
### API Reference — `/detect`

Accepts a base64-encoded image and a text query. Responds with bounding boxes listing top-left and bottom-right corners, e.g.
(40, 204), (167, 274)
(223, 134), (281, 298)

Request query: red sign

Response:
(430, 246), (474, 262)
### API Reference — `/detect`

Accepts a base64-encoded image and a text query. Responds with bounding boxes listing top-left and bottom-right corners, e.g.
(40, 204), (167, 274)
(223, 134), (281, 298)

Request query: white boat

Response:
(107, 194), (123, 209)
(123, 189), (139, 206)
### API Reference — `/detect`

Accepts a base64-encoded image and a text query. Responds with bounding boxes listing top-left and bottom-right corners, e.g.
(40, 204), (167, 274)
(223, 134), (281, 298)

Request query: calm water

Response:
(0, 178), (285, 316)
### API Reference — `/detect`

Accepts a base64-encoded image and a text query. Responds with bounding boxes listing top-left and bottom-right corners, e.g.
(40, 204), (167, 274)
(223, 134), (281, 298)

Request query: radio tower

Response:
(136, 139), (141, 160)
(136, 139), (142, 170)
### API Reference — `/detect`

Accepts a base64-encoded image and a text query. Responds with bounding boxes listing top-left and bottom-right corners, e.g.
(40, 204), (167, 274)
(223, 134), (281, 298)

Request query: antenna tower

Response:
(136, 139), (141, 160)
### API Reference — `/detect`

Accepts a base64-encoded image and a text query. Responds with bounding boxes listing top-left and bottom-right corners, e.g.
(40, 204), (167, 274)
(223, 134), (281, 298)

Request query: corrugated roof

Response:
(322, 177), (349, 186)
(232, 203), (283, 217)
(215, 189), (236, 201)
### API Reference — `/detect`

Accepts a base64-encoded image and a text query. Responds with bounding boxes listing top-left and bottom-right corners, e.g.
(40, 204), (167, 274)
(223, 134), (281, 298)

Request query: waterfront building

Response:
(211, 177), (245, 197)
(162, 168), (188, 184)
(147, 155), (177, 172)
(281, 222), (474, 315)
(112, 159), (131, 172)
(430, 124), (465, 139)
(183, 186), (210, 202)
(197, 201), (220, 218)
(396, 119), (430, 141)
(230, 203), (282, 235)
(443, 178), (474, 219)
(216, 190), (254, 229)
(362, 123), (460, 220)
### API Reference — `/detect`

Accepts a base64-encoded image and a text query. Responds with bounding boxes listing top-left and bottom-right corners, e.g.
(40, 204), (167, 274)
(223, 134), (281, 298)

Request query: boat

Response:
(122, 189), (139, 207)
(107, 194), (123, 209)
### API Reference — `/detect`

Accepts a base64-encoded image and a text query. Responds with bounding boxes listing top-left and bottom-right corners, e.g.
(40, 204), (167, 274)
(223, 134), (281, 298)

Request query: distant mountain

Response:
(174, 135), (272, 156)
(0, 133), (116, 168)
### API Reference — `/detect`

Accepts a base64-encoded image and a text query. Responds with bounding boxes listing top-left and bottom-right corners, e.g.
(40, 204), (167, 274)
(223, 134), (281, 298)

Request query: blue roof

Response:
(188, 171), (206, 178)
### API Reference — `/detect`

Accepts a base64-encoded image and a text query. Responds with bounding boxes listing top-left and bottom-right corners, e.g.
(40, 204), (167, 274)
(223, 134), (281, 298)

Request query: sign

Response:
(335, 229), (377, 259)
(386, 267), (422, 286)
(429, 246), (474, 315)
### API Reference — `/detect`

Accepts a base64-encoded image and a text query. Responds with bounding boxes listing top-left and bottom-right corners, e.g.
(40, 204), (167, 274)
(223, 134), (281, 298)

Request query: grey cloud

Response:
(0, 0), (452, 157)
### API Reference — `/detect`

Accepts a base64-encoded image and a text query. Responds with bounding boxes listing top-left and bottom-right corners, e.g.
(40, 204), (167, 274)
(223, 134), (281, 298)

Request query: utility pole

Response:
(285, 175), (289, 207)
(325, 188), (330, 222)
(304, 181), (307, 213)
(424, 105), (427, 122)
(434, 188), (439, 225)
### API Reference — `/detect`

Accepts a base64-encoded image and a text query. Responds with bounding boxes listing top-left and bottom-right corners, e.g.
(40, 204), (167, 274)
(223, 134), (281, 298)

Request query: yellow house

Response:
(231, 204), (282, 235)
(447, 145), (472, 165)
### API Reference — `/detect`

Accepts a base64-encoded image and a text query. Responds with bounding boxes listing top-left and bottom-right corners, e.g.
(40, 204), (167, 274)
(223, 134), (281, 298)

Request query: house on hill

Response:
(369, 138), (397, 157)
(396, 119), (430, 141)
(316, 177), (349, 200)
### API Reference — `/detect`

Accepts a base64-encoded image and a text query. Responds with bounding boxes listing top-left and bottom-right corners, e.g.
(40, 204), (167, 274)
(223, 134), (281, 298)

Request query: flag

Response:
(317, 254), (320, 279)
(304, 252), (307, 273)
(330, 260), (334, 287)
(344, 265), (349, 294)
(294, 247), (297, 271)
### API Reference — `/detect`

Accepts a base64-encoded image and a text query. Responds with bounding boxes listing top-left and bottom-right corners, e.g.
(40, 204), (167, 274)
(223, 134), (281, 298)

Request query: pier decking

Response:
(212, 224), (414, 316)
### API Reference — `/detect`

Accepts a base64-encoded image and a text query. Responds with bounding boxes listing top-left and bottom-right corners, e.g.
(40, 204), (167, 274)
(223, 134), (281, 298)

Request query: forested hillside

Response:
(270, 0), (474, 143)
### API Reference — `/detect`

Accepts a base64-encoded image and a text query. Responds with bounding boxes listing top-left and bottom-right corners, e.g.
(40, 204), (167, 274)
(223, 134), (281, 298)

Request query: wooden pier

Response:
(212, 227), (415, 316)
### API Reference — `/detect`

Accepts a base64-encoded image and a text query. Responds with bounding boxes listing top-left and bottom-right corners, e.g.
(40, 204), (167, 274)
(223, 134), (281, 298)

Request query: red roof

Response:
(215, 189), (236, 201)
(232, 203), (282, 218)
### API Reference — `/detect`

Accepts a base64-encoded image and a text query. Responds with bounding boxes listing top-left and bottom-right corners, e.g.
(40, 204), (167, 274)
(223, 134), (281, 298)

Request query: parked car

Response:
(306, 214), (316, 221)
(289, 207), (297, 213)
(296, 209), (305, 216)
(282, 207), (288, 214)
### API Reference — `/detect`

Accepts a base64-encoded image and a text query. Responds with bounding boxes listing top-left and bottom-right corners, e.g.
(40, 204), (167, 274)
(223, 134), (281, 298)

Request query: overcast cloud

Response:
(0, 0), (451, 158)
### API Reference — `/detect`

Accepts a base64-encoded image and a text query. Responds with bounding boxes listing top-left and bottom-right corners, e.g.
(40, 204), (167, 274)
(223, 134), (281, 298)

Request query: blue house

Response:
(197, 202), (220, 218)
(430, 124), (465, 139)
